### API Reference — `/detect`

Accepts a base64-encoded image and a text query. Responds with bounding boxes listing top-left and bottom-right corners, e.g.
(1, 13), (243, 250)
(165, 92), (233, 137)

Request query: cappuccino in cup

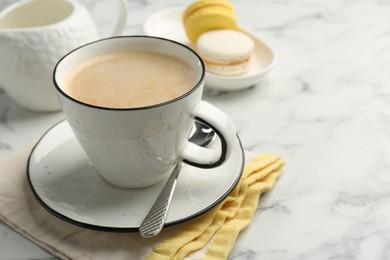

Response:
(54, 36), (237, 188)
(64, 50), (198, 108)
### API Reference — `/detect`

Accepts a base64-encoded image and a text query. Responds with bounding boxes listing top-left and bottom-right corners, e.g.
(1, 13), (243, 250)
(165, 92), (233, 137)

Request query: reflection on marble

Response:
(1, 0), (390, 259)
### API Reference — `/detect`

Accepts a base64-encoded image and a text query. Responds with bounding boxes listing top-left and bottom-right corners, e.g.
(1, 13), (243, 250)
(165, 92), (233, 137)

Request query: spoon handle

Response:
(139, 162), (182, 238)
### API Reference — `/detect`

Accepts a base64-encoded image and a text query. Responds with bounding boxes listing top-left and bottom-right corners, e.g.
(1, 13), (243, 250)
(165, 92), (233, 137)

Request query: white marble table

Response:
(2, 0), (390, 259)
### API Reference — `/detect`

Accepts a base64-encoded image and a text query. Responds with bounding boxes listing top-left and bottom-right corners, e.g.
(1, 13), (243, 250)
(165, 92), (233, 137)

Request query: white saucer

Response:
(143, 7), (276, 91)
(27, 120), (244, 232)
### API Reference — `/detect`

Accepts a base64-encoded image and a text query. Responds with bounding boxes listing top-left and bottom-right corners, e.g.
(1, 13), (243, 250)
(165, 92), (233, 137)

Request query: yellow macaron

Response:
(183, 0), (238, 43)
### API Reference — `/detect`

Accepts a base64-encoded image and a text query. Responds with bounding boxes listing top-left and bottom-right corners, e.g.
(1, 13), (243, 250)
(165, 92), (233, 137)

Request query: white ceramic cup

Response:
(53, 36), (237, 188)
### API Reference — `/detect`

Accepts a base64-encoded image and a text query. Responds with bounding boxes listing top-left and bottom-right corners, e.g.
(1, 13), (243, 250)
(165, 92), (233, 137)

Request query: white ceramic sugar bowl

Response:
(0, 0), (127, 111)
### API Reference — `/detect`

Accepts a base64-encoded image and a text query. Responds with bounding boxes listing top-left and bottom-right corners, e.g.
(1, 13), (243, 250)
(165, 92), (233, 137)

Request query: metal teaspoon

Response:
(139, 121), (215, 238)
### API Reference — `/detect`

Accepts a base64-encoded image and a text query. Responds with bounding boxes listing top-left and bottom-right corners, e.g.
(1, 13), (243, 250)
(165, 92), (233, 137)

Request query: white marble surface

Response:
(1, 0), (390, 259)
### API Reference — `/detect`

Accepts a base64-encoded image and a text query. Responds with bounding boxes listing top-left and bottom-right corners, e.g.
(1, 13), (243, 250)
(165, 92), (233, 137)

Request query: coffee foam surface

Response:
(64, 51), (197, 108)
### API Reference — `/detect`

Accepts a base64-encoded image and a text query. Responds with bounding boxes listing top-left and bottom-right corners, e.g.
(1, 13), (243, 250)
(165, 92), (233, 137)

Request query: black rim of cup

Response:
(53, 35), (206, 111)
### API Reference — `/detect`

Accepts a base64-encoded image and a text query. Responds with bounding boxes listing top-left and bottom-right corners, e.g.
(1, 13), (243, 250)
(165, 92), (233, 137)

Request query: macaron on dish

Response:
(183, 0), (254, 76)
(182, 0), (238, 43)
(196, 29), (255, 76)
(143, 5), (276, 91)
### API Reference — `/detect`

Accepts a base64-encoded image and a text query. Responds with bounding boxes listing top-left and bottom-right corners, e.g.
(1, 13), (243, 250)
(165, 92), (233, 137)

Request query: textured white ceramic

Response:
(0, 0), (127, 111)
(27, 120), (244, 231)
(53, 36), (238, 189)
(143, 7), (276, 91)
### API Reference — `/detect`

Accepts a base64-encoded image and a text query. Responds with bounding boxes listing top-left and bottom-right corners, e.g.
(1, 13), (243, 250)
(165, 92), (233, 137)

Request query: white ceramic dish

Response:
(27, 120), (244, 232)
(143, 7), (276, 91)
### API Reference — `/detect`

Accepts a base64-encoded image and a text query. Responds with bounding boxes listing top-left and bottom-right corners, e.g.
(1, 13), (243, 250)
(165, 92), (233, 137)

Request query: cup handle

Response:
(84, 0), (127, 36)
(180, 101), (237, 168)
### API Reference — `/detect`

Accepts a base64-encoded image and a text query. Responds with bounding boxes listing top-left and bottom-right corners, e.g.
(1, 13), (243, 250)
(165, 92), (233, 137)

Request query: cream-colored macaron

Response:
(196, 29), (254, 76)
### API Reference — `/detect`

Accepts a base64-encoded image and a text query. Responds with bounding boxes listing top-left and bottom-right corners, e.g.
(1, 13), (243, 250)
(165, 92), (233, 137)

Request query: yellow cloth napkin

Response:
(0, 142), (284, 260)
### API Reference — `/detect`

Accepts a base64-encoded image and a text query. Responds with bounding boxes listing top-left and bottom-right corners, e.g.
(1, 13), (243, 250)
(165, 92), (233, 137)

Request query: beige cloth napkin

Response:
(0, 141), (284, 259)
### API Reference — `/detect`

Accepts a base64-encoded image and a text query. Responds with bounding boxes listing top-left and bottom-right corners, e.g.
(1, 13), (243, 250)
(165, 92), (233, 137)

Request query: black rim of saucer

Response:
(26, 120), (245, 233)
